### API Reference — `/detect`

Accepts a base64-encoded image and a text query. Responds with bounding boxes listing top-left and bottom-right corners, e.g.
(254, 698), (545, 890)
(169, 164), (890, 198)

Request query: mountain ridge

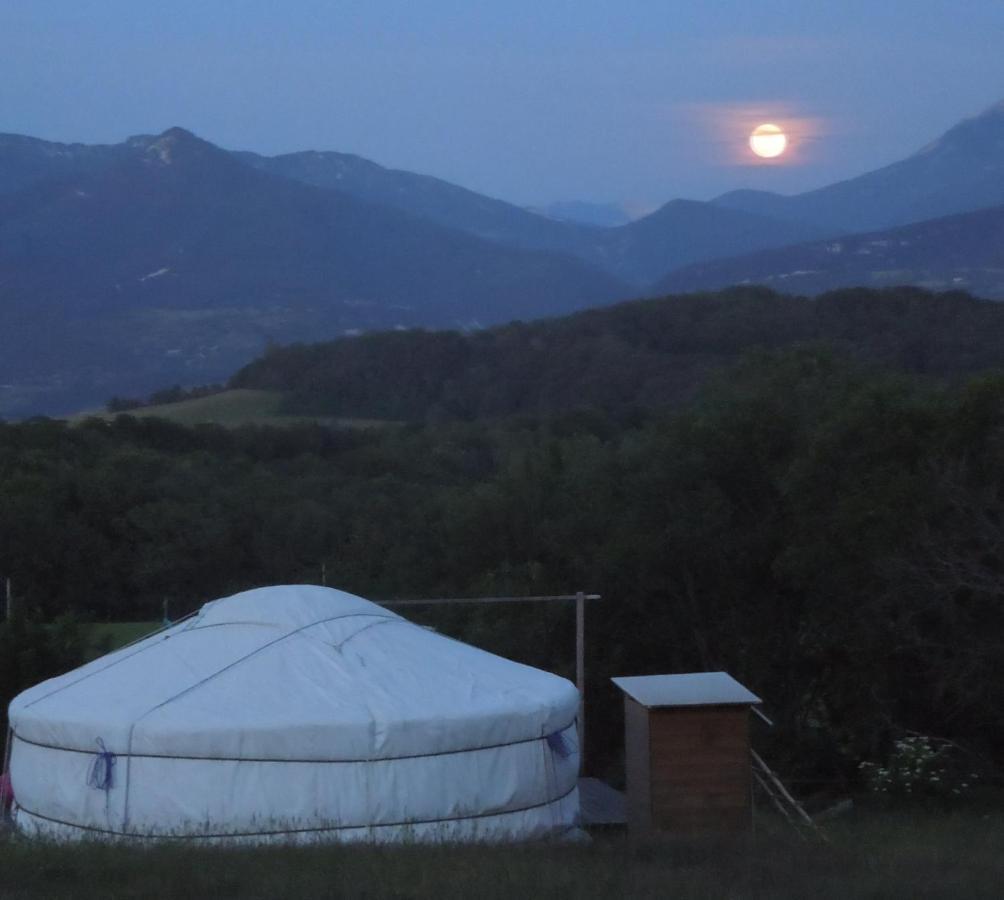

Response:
(653, 200), (1004, 299)
(0, 128), (834, 285)
(714, 99), (1004, 232)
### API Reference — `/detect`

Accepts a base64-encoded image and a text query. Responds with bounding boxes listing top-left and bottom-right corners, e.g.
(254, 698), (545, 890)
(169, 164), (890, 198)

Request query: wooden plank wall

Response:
(648, 706), (751, 834)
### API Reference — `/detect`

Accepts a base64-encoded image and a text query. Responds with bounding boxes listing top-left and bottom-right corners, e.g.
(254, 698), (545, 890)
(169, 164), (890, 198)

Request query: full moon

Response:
(749, 123), (787, 158)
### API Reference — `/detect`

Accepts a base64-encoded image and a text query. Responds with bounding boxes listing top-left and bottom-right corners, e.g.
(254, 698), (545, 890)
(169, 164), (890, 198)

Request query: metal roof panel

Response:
(612, 671), (761, 708)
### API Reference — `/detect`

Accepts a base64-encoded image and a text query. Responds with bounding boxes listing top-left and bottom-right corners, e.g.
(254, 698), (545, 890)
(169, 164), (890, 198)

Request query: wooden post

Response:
(576, 590), (586, 772)
(321, 562), (327, 587)
(4, 578), (10, 621)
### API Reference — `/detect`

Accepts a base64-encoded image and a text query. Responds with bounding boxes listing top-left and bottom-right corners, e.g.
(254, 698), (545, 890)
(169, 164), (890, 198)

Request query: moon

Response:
(749, 123), (787, 159)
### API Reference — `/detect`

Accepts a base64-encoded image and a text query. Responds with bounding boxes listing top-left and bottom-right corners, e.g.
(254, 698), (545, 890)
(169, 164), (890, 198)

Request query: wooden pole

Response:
(4, 578), (10, 621)
(751, 749), (827, 841)
(576, 590), (586, 772)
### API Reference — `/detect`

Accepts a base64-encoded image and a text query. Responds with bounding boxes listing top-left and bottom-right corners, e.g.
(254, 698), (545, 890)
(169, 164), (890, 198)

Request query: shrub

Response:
(859, 736), (979, 804)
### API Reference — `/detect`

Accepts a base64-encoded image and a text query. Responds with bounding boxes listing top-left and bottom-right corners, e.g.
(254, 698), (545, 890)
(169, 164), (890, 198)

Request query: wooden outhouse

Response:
(612, 671), (762, 835)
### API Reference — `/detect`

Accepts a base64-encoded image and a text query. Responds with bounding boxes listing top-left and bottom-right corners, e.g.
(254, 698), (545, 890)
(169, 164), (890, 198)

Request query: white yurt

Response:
(6, 585), (580, 843)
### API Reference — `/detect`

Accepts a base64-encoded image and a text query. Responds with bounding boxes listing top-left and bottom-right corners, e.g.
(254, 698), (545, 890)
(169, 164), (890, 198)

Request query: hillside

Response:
(233, 147), (603, 265)
(653, 202), (1004, 299)
(231, 286), (1004, 421)
(714, 100), (1004, 232)
(0, 128), (630, 418)
(75, 389), (393, 429)
(0, 132), (133, 194)
(597, 200), (828, 283)
(233, 148), (828, 284)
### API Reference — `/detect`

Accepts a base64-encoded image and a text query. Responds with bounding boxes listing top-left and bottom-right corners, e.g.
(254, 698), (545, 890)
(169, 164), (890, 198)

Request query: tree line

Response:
(3, 346), (1003, 787)
(231, 286), (1004, 420)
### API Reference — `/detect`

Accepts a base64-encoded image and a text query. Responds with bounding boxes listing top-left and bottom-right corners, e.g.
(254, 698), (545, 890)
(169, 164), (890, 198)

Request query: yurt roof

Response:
(10, 585), (578, 763)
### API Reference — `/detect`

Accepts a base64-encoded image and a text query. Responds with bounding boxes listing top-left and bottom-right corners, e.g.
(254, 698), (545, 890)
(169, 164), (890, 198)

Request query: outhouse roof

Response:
(612, 671), (761, 708)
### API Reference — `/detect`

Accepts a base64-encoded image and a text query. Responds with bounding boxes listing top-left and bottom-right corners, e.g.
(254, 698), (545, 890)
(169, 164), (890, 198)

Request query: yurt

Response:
(6, 585), (580, 842)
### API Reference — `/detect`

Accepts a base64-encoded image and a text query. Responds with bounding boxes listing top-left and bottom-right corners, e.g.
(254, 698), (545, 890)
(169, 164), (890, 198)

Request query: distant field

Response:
(84, 621), (161, 660)
(72, 389), (393, 429)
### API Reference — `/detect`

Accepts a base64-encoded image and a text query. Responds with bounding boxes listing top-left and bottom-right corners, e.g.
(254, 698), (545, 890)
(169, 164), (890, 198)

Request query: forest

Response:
(3, 287), (1003, 793)
(232, 285), (1004, 420)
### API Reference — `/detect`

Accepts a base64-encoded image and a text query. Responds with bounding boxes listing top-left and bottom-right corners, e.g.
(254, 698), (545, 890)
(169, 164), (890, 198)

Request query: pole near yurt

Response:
(576, 590), (586, 770)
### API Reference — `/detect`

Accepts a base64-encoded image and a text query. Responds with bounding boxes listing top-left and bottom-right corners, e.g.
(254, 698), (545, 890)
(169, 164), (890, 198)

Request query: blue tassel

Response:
(87, 738), (116, 792)
(546, 731), (571, 759)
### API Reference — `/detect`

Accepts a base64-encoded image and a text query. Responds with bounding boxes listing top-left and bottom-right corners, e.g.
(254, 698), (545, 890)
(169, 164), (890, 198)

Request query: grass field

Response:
(72, 389), (392, 429)
(83, 622), (162, 661)
(0, 810), (1001, 899)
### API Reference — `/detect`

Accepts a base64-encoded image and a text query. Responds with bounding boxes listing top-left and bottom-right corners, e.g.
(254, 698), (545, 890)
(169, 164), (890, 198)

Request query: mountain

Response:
(232, 148), (609, 263)
(530, 200), (633, 227)
(596, 199), (828, 284)
(653, 202), (1004, 299)
(715, 100), (1004, 232)
(0, 132), (827, 287)
(231, 285), (1004, 422)
(0, 128), (630, 418)
(237, 149), (823, 283)
(0, 133), (134, 195)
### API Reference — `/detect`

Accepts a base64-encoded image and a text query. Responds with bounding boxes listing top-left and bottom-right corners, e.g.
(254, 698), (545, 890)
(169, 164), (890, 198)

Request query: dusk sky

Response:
(3, 1), (1004, 209)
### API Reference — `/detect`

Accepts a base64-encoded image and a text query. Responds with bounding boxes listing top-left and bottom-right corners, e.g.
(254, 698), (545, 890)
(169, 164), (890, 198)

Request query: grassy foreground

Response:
(1, 811), (1000, 899)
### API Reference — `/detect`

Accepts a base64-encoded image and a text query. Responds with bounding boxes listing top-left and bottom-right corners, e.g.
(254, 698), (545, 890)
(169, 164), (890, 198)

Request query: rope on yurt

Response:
(18, 781), (579, 840)
(542, 724), (576, 836)
(540, 734), (555, 835)
(8, 721), (577, 764)
(86, 737), (117, 825)
(86, 738), (116, 792)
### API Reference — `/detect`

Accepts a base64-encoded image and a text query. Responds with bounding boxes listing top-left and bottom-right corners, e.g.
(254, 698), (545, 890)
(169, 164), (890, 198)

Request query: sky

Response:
(2, 1), (1004, 209)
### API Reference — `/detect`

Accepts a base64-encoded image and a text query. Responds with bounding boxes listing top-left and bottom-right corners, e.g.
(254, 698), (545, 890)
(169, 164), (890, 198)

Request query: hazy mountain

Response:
(232, 147), (610, 264)
(0, 133), (132, 195)
(0, 128), (630, 417)
(237, 149), (823, 283)
(0, 129), (845, 287)
(598, 199), (829, 284)
(714, 100), (1004, 232)
(530, 200), (633, 227)
(653, 202), (1004, 299)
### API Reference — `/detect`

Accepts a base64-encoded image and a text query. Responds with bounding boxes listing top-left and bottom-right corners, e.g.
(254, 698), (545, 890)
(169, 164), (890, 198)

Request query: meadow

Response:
(72, 388), (398, 430)
(1, 810), (1001, 899)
